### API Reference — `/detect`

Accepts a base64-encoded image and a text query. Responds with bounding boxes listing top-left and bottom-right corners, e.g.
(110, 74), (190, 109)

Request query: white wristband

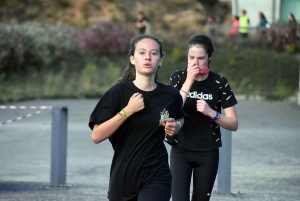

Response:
(175, 122), (182, 133)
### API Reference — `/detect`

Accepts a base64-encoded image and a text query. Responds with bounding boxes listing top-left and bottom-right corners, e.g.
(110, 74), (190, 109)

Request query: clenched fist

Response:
(196, 98), (214, 117)
(124, 92), (145, 117)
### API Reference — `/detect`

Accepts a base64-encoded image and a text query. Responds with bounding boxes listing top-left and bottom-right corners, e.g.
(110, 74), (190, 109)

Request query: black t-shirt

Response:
(89, 81), (186, 200)
(170, 70), (238, 151)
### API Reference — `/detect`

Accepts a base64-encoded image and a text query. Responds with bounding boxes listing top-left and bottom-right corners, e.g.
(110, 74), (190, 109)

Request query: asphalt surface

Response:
(0, 98), (300, 201)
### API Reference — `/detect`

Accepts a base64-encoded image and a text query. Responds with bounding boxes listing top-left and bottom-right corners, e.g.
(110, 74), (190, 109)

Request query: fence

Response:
(206, 23), (300, 53)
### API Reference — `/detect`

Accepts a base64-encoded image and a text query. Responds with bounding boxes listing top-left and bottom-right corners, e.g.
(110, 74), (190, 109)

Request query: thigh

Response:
(170, 147), (193, 201)
(192, 149), (219, 201)
(137, 186), (170, 201)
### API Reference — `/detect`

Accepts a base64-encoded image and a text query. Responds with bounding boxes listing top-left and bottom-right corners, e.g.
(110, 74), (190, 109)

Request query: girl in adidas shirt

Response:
(169, 34), (239, 201)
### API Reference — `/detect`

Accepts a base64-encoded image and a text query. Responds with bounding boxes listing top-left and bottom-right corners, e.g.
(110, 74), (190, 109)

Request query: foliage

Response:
(78, 21), (134, 55)
(0, 21), (134, 75)
(210, 44), (299, 99)
(0, 22), (81, 74)
(0, 22), (299, 103)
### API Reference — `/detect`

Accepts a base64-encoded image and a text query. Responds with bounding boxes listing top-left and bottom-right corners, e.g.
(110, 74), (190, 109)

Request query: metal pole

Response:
(298, 58), (300, 106)
(50, 106), (68, 187)
(217, 127), (232, 193)
(232, 0), (238, 16)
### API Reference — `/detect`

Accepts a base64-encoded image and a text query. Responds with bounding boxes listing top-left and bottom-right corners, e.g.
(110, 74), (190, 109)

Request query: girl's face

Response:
(130, 38), (162, 76)
(187, 45), (209, 68)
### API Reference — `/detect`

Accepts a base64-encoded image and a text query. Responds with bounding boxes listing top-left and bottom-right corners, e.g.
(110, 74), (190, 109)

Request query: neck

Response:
(195, 73), (209, 81)
(133, 76), (157, 91)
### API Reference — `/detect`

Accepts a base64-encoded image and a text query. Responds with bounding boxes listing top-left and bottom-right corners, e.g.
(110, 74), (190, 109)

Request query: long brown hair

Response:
(117, 34), (166, 83)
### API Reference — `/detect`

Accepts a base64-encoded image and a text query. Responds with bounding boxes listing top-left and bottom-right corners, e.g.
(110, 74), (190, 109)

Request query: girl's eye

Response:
(152, 52), (158, 55)
(139, 52), (145, 55)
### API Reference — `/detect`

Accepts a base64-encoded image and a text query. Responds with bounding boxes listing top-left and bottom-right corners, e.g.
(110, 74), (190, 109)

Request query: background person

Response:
(239, 9), (250, 38)
(168, 34), (238, 201)
(135, 11), (149, 34)
(287, 13), (298, 40)
(229, 15), (239, 35)
(258, 12), (268, 28)
(89, 34), (186, 201)
(207, 15), (217, 37)
(288, 13), (297, 24)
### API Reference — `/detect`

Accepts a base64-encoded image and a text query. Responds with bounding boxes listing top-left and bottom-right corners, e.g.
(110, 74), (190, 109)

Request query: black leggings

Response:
(170, 146), (219, 201)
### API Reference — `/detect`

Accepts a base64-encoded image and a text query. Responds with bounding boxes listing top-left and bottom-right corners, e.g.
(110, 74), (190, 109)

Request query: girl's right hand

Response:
(124, 92), (145, 117)
(186, 63), (199, 82)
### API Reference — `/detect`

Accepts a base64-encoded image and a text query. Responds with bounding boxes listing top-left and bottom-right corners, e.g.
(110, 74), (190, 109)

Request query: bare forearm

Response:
(91, 113), (126, 144)
(180, 80), (193, 105)
(214, 114), (238, 131)
(208, 107), (238, 131)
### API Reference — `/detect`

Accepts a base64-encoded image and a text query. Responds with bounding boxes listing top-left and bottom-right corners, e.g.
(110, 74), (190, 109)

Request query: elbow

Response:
(91, 132), (103, 144)
(232, 121), (239, 131)
(232, 126), (238, 132)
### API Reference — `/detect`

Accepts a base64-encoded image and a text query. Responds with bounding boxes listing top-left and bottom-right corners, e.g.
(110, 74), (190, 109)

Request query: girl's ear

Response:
(130, 55), (135, 65)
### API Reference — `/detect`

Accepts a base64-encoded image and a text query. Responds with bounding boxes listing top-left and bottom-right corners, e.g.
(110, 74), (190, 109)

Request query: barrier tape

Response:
(0, 110), (42, 126)
(0, 106), (52, 110)
(0, 105), (53, 126)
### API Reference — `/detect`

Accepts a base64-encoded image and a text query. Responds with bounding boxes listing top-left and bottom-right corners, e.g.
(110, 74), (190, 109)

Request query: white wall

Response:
(236, 0), (281, 26)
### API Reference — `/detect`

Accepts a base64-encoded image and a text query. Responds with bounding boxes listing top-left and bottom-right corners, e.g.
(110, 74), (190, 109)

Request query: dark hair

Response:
(187, 34), (214, 61)
(117, 34), (166, 83)
(289, 13), (297, 23)
(259, 12), (266, 20)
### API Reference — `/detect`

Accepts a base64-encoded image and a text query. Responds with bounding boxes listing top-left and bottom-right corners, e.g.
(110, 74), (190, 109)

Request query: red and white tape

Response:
(0, 105), (53, 126)
(0, 106), (52, 110)
(0, 111), (42, 126)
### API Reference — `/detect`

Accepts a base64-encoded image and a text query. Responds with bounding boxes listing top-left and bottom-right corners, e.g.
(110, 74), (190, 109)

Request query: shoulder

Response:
(105, 82), (130, 95)
(209, 71), (229, 84)
(170, 68), (187, 79)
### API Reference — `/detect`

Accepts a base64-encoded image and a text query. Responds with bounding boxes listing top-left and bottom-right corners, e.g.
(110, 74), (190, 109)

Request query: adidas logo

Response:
(188, 91), (213, 100)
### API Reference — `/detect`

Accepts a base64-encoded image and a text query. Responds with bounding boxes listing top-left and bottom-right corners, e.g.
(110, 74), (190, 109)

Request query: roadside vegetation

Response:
(0, 18), (299, 103)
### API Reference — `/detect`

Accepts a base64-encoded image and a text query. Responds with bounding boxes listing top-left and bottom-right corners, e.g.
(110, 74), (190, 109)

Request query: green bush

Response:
(0, 22), (299, 103)
(210, 45), (299, 99)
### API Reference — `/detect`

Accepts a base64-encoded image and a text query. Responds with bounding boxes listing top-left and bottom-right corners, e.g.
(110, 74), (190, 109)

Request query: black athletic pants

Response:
(170, 146), (219, 201)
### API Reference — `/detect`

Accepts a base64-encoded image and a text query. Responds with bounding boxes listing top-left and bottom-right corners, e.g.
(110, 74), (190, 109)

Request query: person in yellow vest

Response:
(239, 10), (250, 38)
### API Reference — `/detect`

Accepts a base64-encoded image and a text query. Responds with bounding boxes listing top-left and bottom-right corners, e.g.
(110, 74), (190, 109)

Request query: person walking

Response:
(239, 9), (250, 38)
(88, 34), (186, 201)
(168, 34), (239, 201)
(257, 12), (268, 28)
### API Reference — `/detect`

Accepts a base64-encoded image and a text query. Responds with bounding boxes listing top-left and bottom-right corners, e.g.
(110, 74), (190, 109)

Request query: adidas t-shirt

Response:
(170, 70), (238, 151)
(89, 81), (186, 200)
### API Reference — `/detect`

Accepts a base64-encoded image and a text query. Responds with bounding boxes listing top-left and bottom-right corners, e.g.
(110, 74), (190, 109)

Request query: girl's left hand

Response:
(196, 98), (214, 117)
(165, 118), (176, 136)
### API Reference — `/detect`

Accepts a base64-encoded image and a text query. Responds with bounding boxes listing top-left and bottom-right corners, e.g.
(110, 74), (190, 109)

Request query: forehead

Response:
(135, 38), (160, 50)
(188, 45), (207, 56)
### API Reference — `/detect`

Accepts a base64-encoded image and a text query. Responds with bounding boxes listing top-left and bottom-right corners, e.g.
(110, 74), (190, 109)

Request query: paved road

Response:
(0, 98), (299, 201)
